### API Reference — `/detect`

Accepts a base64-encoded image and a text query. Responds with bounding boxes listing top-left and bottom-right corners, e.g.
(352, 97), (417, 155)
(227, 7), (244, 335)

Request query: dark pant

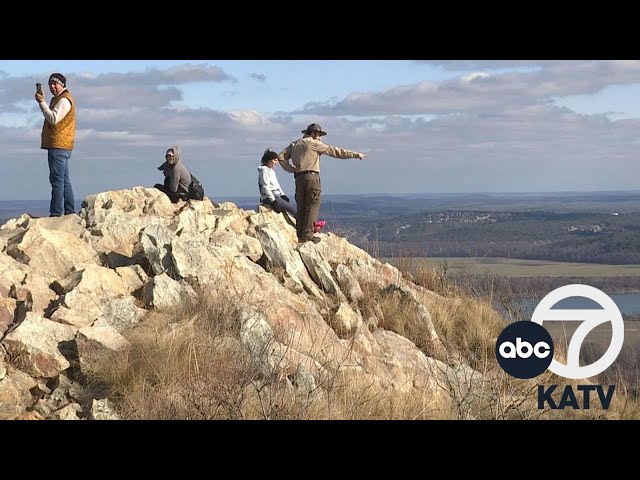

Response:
(295, 174), (321, 242)
(154, 183), (184, 203)
(261, 196), (297, 216)
(48, 148), (75, 216)
(154, 182), (188, 203)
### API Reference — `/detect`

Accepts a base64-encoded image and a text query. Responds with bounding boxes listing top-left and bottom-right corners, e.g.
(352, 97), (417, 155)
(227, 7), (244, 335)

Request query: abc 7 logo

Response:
(495, 285), (625, 380)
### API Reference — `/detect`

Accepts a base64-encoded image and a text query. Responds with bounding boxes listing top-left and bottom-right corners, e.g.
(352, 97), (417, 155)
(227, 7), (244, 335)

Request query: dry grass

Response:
(357, 259), (505, 368)
(355, 258), (640, 419)
(424, 354), (548, 419)
(394, 256), (458, 297)
(80, 289), (443, 419)
(354, 277), (550, 418)
(422, 295), (505, 367)
(355, 278), (442, 358)
(420, 348), (637, 420)
(326, 371), (442, 420)
(393, 255), (542, 323)
(81, 290), (247, 419)
(79, 254), (640, 420)
(608, 383), (640, 419)
(367, 287), (442, 359)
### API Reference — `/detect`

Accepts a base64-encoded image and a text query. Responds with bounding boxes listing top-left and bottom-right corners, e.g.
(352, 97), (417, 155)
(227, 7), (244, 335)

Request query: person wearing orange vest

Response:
(35, 73), (76, 217)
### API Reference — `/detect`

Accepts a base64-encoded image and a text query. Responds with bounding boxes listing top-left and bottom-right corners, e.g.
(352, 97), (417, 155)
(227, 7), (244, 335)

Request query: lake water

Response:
(519, 293), (640, 316)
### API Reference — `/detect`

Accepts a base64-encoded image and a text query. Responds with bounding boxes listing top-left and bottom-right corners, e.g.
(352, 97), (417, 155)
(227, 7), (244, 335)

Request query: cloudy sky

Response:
(2, 59), (640, 201)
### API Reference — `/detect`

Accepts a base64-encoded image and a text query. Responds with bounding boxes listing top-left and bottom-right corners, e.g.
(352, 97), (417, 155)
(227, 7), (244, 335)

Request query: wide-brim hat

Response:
(302, 123), (327, 136)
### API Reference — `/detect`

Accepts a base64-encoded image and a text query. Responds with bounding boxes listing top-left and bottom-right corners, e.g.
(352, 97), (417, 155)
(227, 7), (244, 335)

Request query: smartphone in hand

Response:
(36, 83), (43, 94)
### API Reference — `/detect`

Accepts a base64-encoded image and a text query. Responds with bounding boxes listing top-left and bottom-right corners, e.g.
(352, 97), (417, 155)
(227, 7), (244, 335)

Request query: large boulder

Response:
(7, 224), (99, 279)
(2, 313), (76, 378)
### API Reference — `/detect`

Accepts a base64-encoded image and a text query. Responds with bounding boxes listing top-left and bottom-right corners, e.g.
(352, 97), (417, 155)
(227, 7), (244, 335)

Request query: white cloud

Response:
(0, 63), (236, 111)
(302, 61), (640, 116)
(228, 110), (269, 127)
(3, 61), (640, 200)
(461, 72), (490, 83)
(418, 60), (548, 70)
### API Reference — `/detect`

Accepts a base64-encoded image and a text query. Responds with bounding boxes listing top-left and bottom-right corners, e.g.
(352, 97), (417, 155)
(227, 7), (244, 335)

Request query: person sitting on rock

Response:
(258, 149), (325, 232)
(155, 145), (192, 203)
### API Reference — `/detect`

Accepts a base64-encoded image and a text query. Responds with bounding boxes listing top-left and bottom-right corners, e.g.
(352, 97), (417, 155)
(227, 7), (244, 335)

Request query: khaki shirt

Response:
(278, 136), (359, 174)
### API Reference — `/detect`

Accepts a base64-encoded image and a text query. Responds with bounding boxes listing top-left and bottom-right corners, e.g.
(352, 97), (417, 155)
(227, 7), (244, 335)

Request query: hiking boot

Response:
(298, 236), (321, 245)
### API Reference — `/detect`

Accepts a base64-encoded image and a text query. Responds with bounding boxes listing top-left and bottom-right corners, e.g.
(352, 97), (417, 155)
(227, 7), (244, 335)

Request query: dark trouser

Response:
(48, 148), (75, 216)
(262, 196), (297, 216)
(295, 173), (321, 242)
(155, 179), (188, 203)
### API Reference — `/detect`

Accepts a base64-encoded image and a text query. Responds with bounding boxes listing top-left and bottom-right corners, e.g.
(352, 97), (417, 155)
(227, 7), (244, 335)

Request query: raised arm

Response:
(311, 141), (365, 159)
(39, 97), (71, 125)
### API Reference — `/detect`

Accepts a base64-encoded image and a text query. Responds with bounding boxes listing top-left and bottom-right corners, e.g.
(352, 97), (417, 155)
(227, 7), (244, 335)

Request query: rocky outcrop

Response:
(0, 187), (479, 419)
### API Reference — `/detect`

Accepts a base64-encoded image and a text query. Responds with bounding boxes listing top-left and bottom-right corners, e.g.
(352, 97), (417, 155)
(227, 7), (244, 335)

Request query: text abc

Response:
(498, 337), (551, 359)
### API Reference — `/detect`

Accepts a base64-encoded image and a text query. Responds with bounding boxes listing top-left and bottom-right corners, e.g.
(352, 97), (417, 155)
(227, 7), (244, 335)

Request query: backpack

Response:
(189, 173), (205, 201)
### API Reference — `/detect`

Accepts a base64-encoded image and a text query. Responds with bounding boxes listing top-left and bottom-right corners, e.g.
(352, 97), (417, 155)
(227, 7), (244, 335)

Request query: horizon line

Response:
(3, 189), (640, 202)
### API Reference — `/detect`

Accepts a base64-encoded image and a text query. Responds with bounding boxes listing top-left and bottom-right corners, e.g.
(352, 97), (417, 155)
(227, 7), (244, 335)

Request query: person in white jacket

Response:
(258, 149), (325, 231)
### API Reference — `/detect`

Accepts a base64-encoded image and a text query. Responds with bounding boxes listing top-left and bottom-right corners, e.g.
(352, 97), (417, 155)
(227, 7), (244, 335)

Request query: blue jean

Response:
(47, 148), (75, 216)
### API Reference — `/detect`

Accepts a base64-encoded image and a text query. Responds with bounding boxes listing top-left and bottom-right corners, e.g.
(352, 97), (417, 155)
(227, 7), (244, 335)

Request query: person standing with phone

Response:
(35, 73), (76, 217)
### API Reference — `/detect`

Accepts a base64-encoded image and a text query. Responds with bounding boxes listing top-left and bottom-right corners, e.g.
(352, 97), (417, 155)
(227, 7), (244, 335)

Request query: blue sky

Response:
(2, 60), (640, 201)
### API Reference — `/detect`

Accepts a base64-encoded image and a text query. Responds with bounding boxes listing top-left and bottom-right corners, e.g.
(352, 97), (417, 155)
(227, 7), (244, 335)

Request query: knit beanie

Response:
(49, 73), (67, 88)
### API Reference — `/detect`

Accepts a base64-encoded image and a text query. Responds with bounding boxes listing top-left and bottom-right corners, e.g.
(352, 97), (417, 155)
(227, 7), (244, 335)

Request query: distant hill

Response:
(5, 191), (640, 264)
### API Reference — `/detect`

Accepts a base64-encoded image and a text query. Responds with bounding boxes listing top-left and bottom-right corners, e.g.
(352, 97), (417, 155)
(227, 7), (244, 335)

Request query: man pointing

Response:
(278, 123), (366, 243)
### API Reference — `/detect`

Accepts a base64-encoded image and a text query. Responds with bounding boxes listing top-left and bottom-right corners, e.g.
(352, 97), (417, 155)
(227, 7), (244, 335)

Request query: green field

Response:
(383, 257), (640, 277)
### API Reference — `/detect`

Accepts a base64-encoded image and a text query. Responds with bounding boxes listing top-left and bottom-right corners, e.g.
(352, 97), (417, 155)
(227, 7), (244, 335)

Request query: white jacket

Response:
(258, 166), (286, 203)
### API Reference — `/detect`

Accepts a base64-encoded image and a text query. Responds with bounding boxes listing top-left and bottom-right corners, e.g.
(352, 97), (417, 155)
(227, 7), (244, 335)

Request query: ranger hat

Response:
(301, 123), (327, 136)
